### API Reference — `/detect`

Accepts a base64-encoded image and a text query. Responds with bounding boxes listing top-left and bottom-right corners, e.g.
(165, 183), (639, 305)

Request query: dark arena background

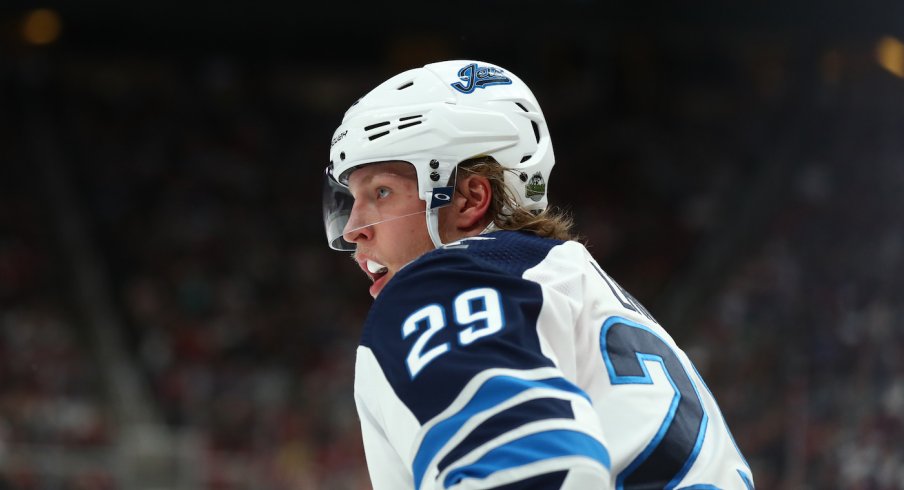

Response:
(2, 1), (904, 488)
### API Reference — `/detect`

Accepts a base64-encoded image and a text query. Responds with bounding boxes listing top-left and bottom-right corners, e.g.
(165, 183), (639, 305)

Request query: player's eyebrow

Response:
(351, 168), (413, 190)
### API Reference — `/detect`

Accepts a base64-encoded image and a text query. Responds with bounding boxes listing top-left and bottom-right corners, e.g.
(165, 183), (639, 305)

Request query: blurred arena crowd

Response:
(2, 19), (904, 490)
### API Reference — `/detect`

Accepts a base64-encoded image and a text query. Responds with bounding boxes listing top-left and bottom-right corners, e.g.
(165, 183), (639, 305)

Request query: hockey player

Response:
(322, 60), (754, 490)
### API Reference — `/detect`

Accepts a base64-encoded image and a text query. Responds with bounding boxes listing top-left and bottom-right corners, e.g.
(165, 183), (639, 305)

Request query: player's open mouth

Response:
(366, 259), (389, 282)
(365, 259), (390, 298)
(354, 255), (391, 297)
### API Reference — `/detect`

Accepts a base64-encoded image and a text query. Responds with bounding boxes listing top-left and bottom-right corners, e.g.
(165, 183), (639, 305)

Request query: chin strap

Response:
(426, 204), (444, 249)
(425, 164), (463, 249)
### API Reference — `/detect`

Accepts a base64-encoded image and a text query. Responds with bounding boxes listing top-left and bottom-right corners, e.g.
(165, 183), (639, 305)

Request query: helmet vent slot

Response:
(368, 131), (390, 141)
(398, 121), (422, 130)
(520, 155), (532, 163)
(531, 121), (540, 143)
(364, 121), (390, 131)
(400, 115), (422, 121)
(397, 81), (414, 90)
(515, 102), (529, 112)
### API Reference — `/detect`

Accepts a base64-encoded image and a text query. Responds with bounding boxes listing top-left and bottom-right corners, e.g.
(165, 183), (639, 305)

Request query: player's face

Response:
(343, 162), (435, 299)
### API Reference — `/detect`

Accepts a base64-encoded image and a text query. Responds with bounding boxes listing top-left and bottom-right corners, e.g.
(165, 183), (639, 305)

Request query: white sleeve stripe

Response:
(412, 373), (592, 490)
(419, 367), (576, 432)
(437, 426), (610, 489)
(422, 390), (589, 488)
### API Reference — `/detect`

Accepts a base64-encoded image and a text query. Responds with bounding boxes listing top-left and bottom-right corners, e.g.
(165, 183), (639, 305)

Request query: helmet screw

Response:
(430, 171), (440, 181)
(520, 172), (528, 182)
(340, 152), (346, 161)
(429, 159), (439, 169)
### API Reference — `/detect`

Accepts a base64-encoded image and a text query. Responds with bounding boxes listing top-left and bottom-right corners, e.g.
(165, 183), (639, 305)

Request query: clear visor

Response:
(322, 165), (356, 250)
(322, 164), (429, 251)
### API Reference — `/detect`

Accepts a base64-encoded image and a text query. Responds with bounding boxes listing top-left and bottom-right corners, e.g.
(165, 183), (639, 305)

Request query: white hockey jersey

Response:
(354, 231), (754, 490)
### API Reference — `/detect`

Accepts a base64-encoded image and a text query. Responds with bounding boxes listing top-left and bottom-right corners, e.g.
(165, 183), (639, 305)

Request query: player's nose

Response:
(343, 202), (374, 244)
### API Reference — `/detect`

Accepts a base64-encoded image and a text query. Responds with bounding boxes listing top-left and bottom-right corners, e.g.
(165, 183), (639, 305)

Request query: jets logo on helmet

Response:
(451, 63), (512, 94)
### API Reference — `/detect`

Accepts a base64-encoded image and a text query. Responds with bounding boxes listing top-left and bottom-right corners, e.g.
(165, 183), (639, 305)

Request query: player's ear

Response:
(452, 173), (492, 231)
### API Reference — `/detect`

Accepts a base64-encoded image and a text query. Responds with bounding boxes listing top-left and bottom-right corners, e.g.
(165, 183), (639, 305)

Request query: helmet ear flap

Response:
(427, 165), (457, 210)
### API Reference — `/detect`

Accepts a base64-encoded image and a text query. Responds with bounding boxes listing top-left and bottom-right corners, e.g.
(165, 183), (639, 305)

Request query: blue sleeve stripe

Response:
(442, 429), (610, 488)
(739, 469), (754, 489)
(437, 397), (575, 475)
(413, 375), (589, 490)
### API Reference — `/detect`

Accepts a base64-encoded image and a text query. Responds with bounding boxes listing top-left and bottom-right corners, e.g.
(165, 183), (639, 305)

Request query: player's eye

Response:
(376, 187), (391, 199)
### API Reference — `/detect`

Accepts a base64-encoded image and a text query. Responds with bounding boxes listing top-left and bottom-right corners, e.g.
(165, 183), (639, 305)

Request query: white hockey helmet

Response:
(323, 60), (555, 251)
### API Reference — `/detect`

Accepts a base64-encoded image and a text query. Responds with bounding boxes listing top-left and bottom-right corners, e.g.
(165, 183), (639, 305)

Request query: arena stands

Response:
(3, 7), (904, 488)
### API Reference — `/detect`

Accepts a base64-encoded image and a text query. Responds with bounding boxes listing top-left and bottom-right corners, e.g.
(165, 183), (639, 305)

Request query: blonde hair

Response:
(457, 157), (576, 241)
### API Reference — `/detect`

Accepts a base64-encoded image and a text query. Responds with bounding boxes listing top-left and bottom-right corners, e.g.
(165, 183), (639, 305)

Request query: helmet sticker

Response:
(331, 130), (348, 148)
(525, 172), (546, 202)
(429, 186), (455, 209)
(451, 63), (512, 94)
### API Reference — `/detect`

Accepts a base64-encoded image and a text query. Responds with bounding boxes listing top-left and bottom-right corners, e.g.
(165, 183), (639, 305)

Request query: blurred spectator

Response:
(0, 137), (116, 487)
